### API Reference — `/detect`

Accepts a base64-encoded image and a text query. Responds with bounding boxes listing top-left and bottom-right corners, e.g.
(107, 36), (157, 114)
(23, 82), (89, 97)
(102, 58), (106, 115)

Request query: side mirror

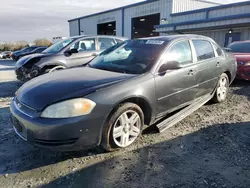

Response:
(64, 48), (78, 56)
(159, 61), (181, 73)
(223, 48), (232, 52)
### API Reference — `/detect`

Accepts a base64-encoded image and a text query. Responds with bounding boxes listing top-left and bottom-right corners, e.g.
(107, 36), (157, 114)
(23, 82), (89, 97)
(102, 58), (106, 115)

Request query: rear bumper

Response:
(10, 99), (105, 151)
(236, 66), (250, 81)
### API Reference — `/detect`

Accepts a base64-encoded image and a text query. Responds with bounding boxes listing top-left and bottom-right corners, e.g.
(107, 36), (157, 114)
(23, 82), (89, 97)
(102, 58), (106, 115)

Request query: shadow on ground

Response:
(0, 60), (15, 67)
(1, 110), (249, 187)
(0, 81), (22, 98)
(40, 122), (250, 188)
(232, 80), (250, 101)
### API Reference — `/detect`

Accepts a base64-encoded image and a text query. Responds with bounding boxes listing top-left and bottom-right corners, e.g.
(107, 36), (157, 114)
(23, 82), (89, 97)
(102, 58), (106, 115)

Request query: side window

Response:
(215, 45), (223, 56)
(166, 40), (193, 65)
(192, 40), (215, 61)
(98, 38), (116, 50)
(115, 38), (123, 44)
(71, 38), (96, 52)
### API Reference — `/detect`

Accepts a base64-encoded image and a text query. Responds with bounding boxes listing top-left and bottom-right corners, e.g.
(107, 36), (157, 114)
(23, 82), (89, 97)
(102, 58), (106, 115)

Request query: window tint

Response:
(98, 38), (116, 50)
(71, 38), (96, 51)
(165, 40), (192, 65)
(228, 42), (250, 53)
(193, 40), (215, 61)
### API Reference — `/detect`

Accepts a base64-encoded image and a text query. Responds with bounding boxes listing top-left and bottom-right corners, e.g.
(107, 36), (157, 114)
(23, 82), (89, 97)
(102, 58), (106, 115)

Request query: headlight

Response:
(244, 62), (250, 66)
(41, 98), (96, 118)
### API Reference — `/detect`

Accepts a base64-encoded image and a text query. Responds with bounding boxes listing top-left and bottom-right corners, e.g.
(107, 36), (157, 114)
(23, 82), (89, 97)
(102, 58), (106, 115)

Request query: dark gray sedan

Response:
(10, 35), (237, 151)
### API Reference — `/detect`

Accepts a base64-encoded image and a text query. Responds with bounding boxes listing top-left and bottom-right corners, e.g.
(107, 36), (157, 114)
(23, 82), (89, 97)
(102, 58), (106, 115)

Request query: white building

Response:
(68, 0), (250, 46)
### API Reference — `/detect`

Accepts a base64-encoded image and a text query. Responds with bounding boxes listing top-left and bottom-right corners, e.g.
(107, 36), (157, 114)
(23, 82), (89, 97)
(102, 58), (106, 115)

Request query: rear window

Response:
(228, 42), (250, 53)
(193, 40), (215, 61)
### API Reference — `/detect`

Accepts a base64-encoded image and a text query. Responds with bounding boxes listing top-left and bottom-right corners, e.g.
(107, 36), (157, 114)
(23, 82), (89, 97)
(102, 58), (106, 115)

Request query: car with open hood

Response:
(15, 35), (127, 81)
(10, 35), (236, 152)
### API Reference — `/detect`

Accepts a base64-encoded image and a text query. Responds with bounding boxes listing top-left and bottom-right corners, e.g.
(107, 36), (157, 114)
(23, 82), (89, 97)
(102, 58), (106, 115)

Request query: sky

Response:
(0, 0), (246, 42)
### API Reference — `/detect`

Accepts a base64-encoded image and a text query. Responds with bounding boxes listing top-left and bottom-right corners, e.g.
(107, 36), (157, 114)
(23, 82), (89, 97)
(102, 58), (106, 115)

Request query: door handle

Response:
(216, 62), (220, 67)
(188, 70), (194, 76)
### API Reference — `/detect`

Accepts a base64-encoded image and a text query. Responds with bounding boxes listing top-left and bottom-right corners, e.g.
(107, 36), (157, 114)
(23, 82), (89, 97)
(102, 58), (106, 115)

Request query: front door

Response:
(224, 32), (241, 47)
(155, 40), (197, 116)
(66, 38), (99, 67)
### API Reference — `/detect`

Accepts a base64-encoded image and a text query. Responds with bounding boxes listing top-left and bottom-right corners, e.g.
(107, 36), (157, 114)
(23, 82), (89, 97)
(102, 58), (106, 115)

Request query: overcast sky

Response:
(0, 0), (246, 42)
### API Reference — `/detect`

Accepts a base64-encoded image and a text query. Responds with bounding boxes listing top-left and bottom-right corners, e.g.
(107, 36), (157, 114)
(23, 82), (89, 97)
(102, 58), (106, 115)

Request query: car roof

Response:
(230, 40), (250, 44)
(139, 34), (213, 42)
(69, 35), (128, 40)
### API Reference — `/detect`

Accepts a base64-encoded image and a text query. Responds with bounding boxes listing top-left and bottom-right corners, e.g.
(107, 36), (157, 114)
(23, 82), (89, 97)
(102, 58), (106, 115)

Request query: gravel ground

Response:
(0, 60), (250, 188)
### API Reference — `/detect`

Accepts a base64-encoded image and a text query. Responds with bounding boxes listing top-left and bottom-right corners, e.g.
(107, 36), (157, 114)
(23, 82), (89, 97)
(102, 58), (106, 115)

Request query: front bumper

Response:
(236, 66), (250, 81)
(15, 66), (41, 81)
(10, 98), (105, 151)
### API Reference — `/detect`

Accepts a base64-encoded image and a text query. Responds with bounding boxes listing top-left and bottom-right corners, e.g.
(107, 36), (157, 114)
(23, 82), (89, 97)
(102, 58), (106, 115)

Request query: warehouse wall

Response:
(69, 20), (79, 36)
(79, 10), (122, 36)
(124, 0), (173, 38)
(172, 0), (217, 14)
(185, 28), (250, 47)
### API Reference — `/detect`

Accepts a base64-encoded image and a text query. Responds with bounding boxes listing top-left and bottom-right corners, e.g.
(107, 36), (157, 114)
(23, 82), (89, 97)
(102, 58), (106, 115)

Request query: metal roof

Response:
(68, 0), (220, 22)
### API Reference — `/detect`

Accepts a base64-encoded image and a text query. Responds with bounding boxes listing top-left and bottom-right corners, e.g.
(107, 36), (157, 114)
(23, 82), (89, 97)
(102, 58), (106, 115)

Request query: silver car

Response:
(15, 35), (127, 81)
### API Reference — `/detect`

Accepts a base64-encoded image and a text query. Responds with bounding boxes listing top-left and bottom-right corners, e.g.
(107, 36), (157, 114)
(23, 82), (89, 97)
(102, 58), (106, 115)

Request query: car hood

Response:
(233, 53), (250, 62)
(17, 67), (136, 111)
(15, 53), (52, 68)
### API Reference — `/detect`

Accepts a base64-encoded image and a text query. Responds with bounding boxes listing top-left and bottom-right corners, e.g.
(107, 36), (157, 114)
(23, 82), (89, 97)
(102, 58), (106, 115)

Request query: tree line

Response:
(0, 38), (52, 51)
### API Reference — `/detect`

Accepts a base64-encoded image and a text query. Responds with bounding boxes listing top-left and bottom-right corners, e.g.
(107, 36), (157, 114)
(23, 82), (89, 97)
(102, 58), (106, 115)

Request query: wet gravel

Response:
(0, 60), (250, 188)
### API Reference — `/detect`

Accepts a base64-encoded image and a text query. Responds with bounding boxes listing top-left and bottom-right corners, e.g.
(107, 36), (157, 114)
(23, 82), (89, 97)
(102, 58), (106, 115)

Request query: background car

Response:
(12, 46), (40, 61)
(15, 35), (127, 81)
(10, 35), (236, 152)
(228, 40), (250, 80)
(0, 51), (12, 59)
(18, 46), (47, 59)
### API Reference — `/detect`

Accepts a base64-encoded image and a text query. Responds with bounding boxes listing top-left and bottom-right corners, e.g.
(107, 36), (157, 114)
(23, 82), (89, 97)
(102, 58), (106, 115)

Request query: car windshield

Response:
(228, 42), (250, 53)
(89, 39), (167, 74)
(43, 38), (75, 54)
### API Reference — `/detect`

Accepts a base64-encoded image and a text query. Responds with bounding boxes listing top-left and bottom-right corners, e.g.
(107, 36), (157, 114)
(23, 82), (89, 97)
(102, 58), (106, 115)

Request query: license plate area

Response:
(11, 116), (27, 140)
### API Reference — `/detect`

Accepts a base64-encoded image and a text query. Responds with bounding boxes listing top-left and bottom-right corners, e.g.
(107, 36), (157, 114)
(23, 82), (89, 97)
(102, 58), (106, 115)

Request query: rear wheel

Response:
(212, 73), (229, 103)
(101, 103), (144, 152)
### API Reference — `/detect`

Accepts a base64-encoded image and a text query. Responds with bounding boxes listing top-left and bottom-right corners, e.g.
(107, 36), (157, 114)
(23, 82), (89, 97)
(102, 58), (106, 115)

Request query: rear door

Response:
(66, 37), (99, 67)
(191, 39), (220, 98)
(155, 40), (198, 116)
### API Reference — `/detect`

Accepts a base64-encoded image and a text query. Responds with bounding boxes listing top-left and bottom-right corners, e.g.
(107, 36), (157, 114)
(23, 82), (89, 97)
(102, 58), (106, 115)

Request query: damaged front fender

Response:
(16, 65), (42, 82)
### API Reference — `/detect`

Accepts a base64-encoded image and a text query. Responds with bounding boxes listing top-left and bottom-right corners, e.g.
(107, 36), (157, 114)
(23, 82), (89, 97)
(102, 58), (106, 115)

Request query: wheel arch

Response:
(41, 62), (67, 71)
(107, 96), (153, 126)
(224, 70), (232, 83)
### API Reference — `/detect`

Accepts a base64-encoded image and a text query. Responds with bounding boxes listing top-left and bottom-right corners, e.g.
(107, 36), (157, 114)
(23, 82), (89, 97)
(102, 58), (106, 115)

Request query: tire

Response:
(212, 73), (229, 103)
(101, 102), (144, 152)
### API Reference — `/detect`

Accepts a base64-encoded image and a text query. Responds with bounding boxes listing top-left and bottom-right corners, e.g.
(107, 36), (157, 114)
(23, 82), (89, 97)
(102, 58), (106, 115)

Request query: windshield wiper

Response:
(94, 66), (127, 74)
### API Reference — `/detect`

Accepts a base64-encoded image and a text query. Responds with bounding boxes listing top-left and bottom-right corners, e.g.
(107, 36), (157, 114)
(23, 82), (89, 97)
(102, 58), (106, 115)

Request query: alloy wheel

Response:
(217, 77), (228, 101)
(112, 110), (141, 148)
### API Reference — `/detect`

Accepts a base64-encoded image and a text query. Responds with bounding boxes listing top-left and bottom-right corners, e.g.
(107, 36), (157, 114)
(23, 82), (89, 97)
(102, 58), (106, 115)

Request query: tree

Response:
(33, 38), (52, 46)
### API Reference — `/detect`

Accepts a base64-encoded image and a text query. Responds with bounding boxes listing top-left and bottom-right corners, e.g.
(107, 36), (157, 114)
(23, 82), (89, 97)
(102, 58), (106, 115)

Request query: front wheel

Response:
(101, 103), (144, 152)
(212, 73), (229, 103)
